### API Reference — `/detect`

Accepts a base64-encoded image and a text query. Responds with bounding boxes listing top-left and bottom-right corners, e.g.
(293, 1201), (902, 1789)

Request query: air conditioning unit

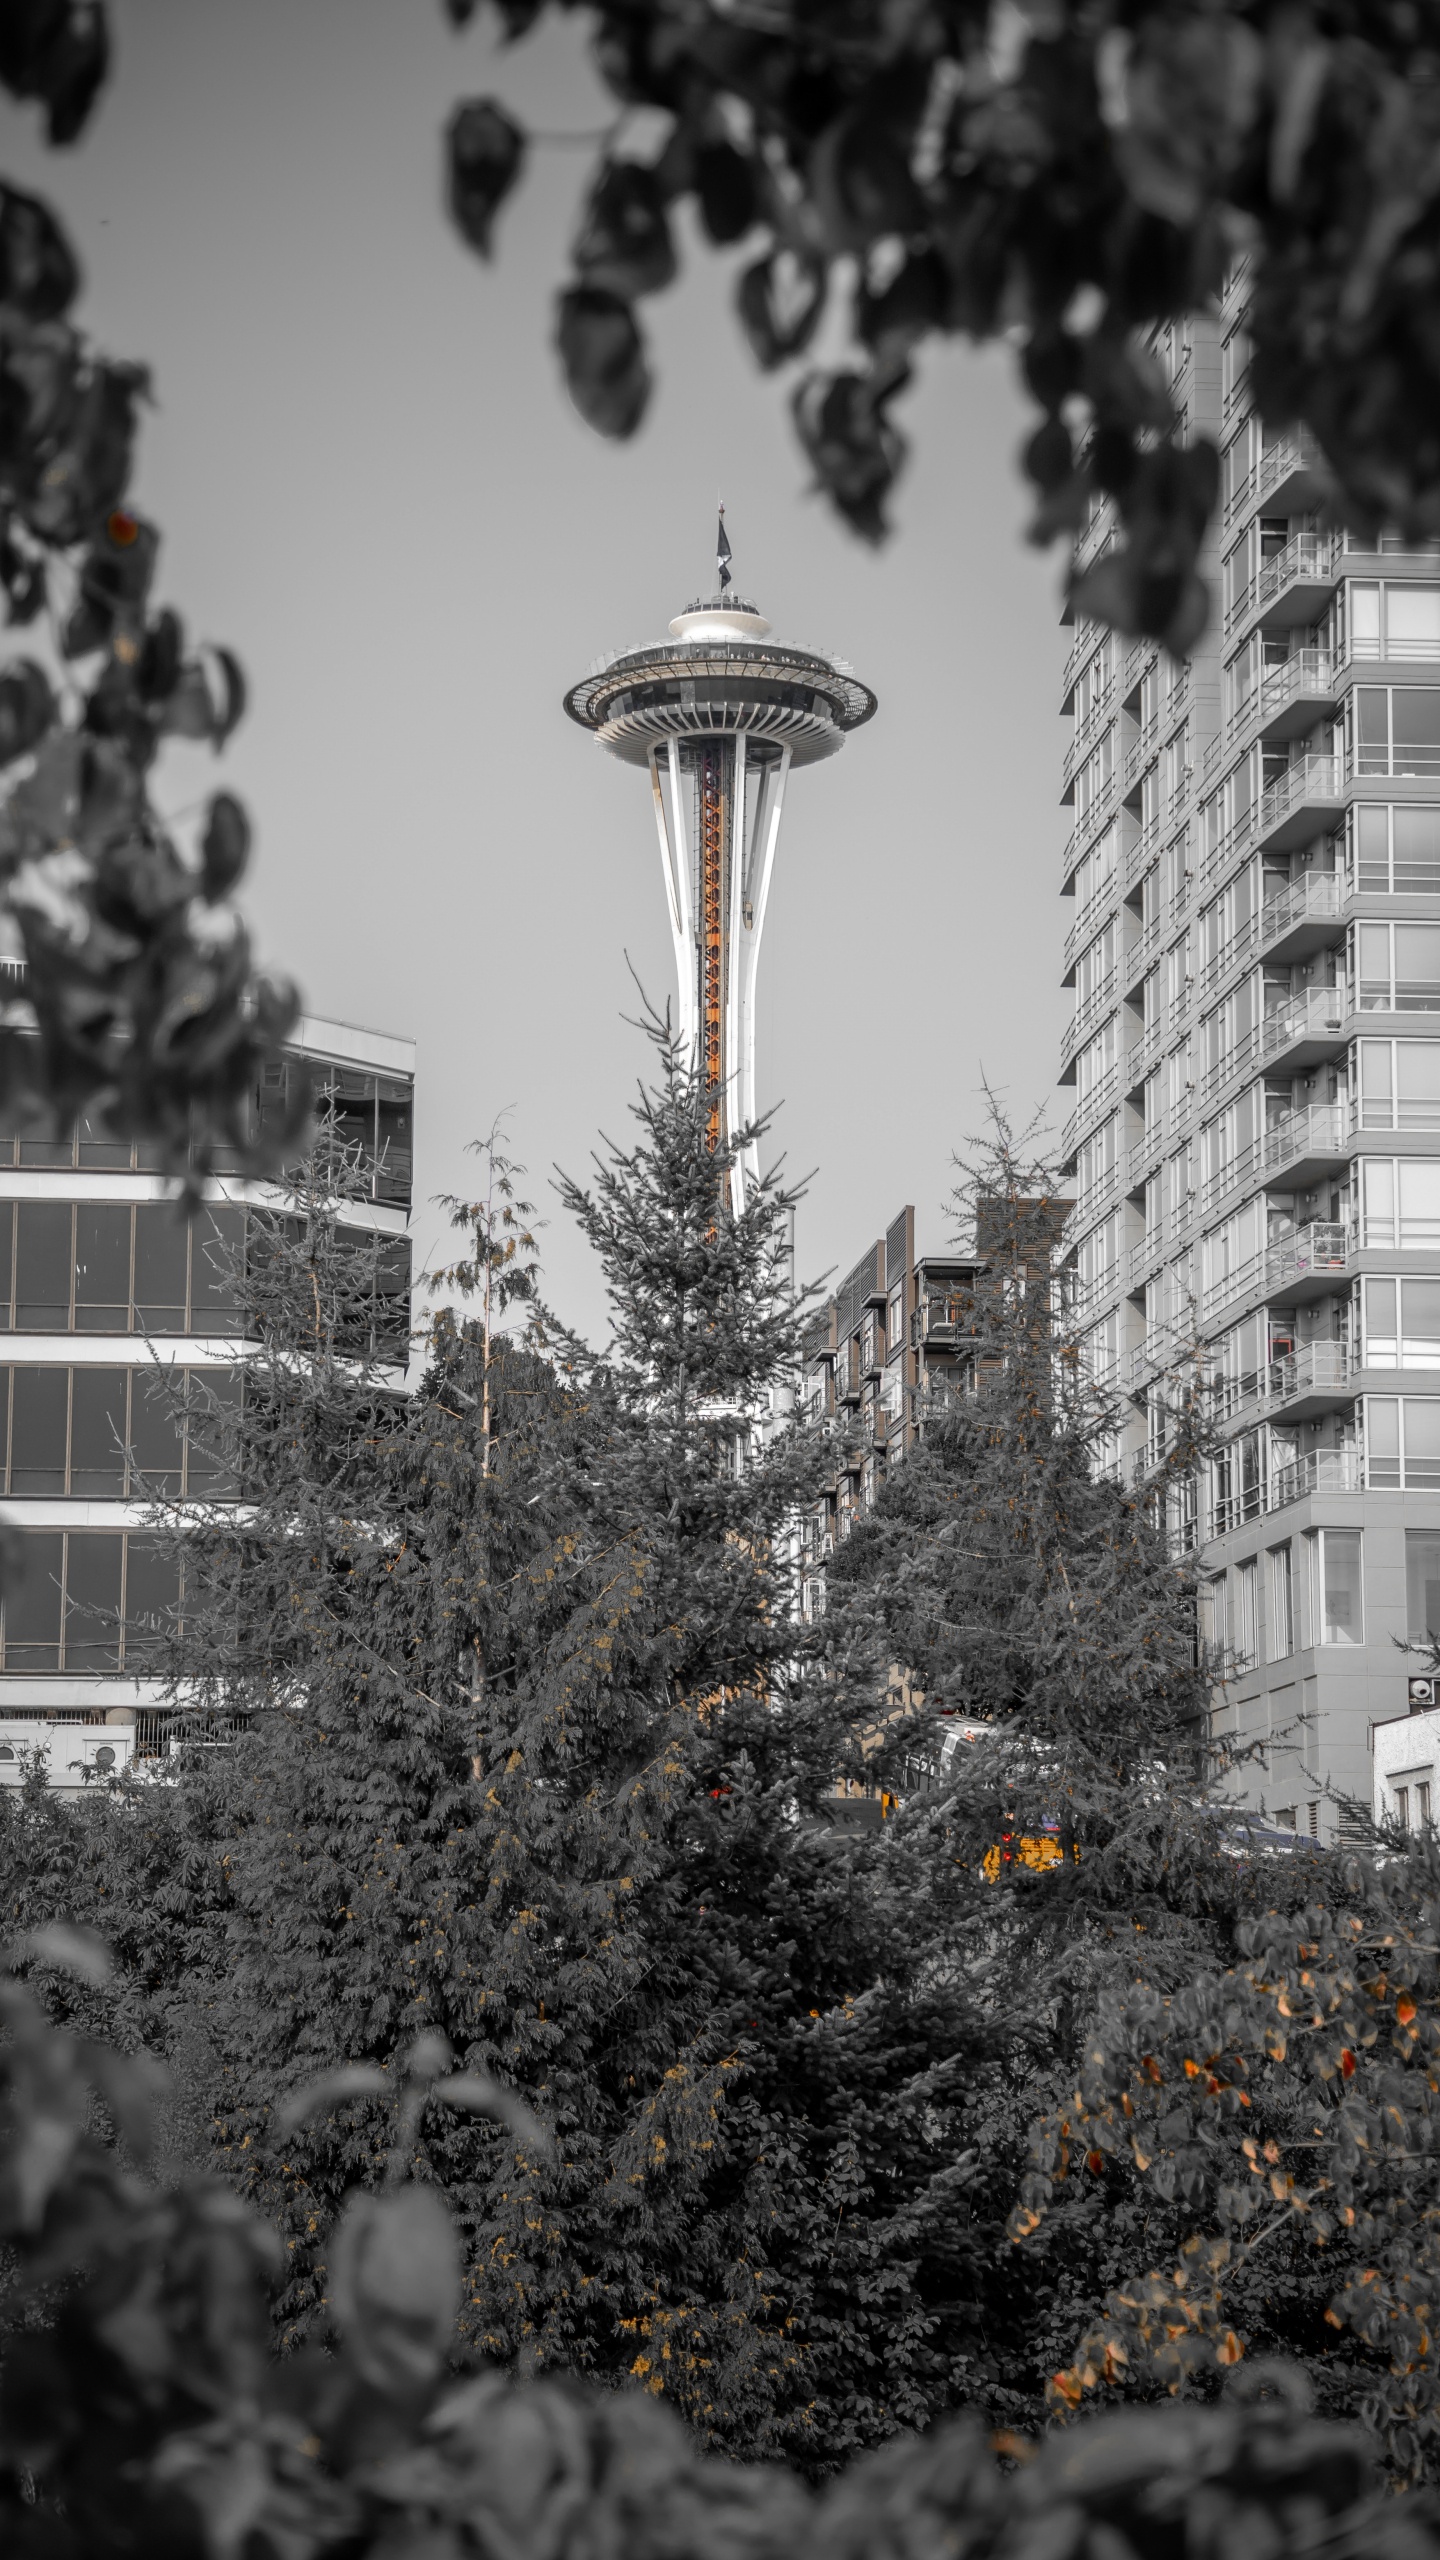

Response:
(1409, 1676), (1438, 1712)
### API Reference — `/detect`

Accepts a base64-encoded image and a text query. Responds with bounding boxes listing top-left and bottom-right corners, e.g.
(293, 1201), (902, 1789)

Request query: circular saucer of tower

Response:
(562, 592), (877, 767)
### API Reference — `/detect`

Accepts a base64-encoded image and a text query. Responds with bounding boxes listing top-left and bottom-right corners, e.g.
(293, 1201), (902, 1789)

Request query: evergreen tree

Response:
(68, 1032), (990, 2465)
(823, 1116), (1324, 2419)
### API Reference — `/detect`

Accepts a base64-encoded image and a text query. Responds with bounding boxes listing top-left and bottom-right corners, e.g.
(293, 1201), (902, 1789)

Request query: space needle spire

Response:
(563, 525), (877, 1209)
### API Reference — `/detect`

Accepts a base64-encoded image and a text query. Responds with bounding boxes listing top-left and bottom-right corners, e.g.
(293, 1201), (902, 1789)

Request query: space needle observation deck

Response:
(562, 517), (877, 1208)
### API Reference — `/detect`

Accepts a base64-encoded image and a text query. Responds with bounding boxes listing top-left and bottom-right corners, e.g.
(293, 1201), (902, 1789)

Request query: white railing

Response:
(1063, 686), (1118, 790)
(1258, 983), (1346, 1065)
(1223, 429), (1327, 531)
(1225, 532), (1341, 638)
(1228, 647), (1336, 745)
(1268, 1446), (1363, 1510)
(1123, 718), (1159, 794)
(1262, 1101), (1348, 1178)
(1061, 973), (1118, 1068)
(1123, 910), (1164, 988)
(1259, 868), (1343, 949)
(1062, 621), (1106, 709)
(1062, 876), (1122, 979)
(1201, 1219), (1349, 1325)
(1061, 1061), (1121, 1160)
(1255, 753), (1344, 845)
(1266, 1342), (1353, 1407)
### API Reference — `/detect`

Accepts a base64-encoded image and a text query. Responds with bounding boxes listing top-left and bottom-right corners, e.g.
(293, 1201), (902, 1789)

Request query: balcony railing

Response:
(1061, 972), (1118, 1071)
(1262, 1101), (1349, 1181)
(1222, 429), (1328, 533)
(1201, 1219), (1350, 1326)
(1227, 648), (1338, 748)
(1122, 910), (1164, 990)
(1061, 1061), (1121, 1159)
(1268, 1446), (1363, 1510)
(1258, 983), (1347, 1069)
(1259, 867), (1343, 953)
(1255, 754), (1345, 851)
(1225, 532), (1342, 640)
(1265, 1341), (1353, 1409)
(1063, 687), (1118, 790)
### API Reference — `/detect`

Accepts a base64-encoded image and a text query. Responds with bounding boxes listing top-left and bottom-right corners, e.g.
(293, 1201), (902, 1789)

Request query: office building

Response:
(0, 1008), (414, 1789)
(1060, 273), (1440, 1836)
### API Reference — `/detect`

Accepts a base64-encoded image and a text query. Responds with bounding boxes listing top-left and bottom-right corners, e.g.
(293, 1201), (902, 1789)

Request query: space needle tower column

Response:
(563, 519), (877, 1208)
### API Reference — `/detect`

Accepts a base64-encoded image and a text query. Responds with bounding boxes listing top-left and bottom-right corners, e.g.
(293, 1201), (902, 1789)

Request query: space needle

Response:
(563, 518), (877, 1208)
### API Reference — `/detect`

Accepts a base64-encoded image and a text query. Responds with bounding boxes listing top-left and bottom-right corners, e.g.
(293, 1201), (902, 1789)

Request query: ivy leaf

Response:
(572, 159), (675, 300)
(791, 363), (909, 543)
(200, 791), (251, 902)
(329, 2185), (461, 2394)
(696, 141), (757, 246)
(446, 98), (527, 259)
(0, 181), (80, 321)
(555, 285), (649, 438)
(0, 659), (55, 767)
(0, 2), (110, 148)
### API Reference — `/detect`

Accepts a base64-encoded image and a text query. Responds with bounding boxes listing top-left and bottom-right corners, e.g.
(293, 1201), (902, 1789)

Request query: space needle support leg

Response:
(732, 743), (791, 1208)
(725, 731), (748, 1212)
(652, 740), (698, 1062)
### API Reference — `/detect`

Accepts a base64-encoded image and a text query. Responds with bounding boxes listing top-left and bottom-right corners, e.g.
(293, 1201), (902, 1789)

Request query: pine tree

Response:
(822, 1114), (1324, 2419)
(91, 1033), (990, 2466)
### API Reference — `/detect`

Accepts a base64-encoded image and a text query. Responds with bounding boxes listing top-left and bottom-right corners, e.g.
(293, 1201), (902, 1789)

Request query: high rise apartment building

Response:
(799, 1207), (979, 1617)
(0, 1008), (415, 1788)
(1060, 270), (1440, 1837)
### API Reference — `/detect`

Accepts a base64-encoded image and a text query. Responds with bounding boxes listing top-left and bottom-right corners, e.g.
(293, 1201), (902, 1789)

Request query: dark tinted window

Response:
(128, 1371), (185, 1497)
(69, 1369), (131, 1499)
(124, 1536), (180, 1660)
(133, 1206), (188, 1332)
(9, 1367), (68, 1495)
(191, 1208), (244, 1333)
(183, 1367), (240, 1497)
(15, 1203), (71, 1329)
(64, 1532), (123, 1670)
(74, 1206), (131, 1328)
(4, 1530), (63, 1667)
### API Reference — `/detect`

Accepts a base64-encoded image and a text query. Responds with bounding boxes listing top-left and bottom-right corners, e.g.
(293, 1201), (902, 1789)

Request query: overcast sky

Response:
(0, 0), (1066, 1338)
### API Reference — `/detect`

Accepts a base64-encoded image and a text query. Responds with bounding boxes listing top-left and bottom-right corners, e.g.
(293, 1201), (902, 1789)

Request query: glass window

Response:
(8, 1367), (68, 1495)
(1359, 1041), (1440, 1129)
(1396, 1785), (1411, 1831)
(132, 1206), (188, 1333)
(191, 1208), (244, 1334)
(1351, 584), (1381, 650)
(183, 1368), (240, 1498)
(1387, 587), (1440, 655)
(68, 1368), (129, 1498)
(1234, 1558), (1258, 1670)
(63, 1532), (123, 1670)
(1268, 1543), (1294, 1659)
(1366, 1275), (1398, 1366)
(1407, 1531), (1440, 1645)
(1367, 1396), (1440, 1488)
(122, 1536), (180, 1662)
(126, 1371), (184, 1498)
(3, 1529), (63, 1668)
(74, 1206), (131, 1329)
(1315, 1528), (1363, 1643)
(1357, 922), (1440, 1011)
(15, 1202), (71, 1329)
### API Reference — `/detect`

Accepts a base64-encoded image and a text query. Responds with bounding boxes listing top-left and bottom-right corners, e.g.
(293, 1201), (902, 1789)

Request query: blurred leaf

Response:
(6, 1921), (112, 1986)
(446, 97), (527, 259)
(0, 3), (110, 148)
(696, 140), (757, 246)
(555, 284), (649, 437)
(274, 2061), (390, 2135)
(0, 657), (55, 766)
(434, 2068), (554, 2155)
(736, 249), (826, 371)
(329, 2184), (461, 2393)
(791, 363), (909, 542)
(572, 158), (675, 300)
(200, 790), (251, 901)
(0, 179), (80, 320)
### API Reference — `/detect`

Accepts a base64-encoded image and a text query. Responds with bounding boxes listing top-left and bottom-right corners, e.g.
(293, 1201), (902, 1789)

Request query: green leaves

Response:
(446, 97), (526, 258)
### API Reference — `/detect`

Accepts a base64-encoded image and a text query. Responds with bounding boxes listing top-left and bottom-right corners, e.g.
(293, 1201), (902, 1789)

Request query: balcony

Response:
(1261, 1101), (1350, 1190)
(1225, 532), (1342, 639)
(1202, 1219), (1350, 1325)
(1122, 718), (1158, 795)
(1256, 983), (1347, 1072)
(1062, 689), (1118, 793)
(1223, 430), (1329, 533)
(1256, 867), (1343, 965)
(1228, 648), (1339, 747)
(1062, 883), (1122, 985)
(1122, 910), (1163, 992)
(1060, 974), (1118, 1076)
(1254, 754), (1346, 853)
(1267, 1446), (1363, 1510)
(1061, 1062), (1121, 1159)
(1263, 1341), (1354, 1420)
